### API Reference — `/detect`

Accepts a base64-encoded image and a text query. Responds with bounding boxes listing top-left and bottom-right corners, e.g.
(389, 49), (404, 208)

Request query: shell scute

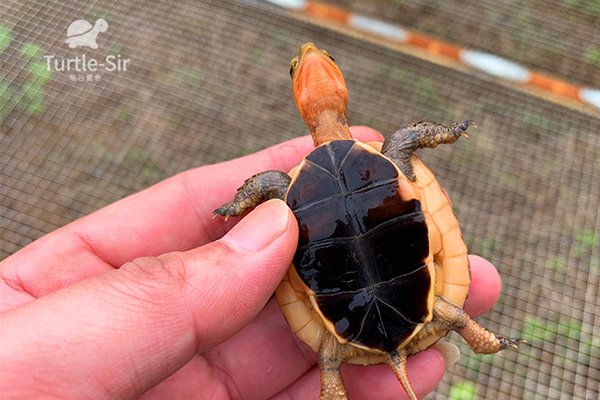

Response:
(286, 162), (341, 211)
(337, 145), (397, 193)
(305, 138), (353, 174)
(441, 225), (468, 258)
(293, 241), (359, 293)
(317, 275), (430, 351)
(432, 204), (460, 235)
(276, 279), (299, 306)
(280, 298), (313, 332)
(440, 255), (471, 285)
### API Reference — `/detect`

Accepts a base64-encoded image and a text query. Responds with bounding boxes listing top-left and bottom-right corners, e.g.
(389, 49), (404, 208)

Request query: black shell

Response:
(286, 140), (432, 352)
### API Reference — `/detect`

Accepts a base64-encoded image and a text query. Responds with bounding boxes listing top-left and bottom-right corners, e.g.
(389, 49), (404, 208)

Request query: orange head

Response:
(290, 43), (352, 146)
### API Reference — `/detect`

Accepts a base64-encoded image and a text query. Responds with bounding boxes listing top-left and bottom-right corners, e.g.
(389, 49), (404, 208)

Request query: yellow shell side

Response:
(405, 155), (471, 355)
(412, 156), (471, 306)
(276, 265), (326, 352)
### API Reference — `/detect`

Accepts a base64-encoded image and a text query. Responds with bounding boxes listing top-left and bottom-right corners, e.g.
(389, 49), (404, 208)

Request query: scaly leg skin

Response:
(381, 121), (476, 182)
(319, 332), (350, 400)
(432, 297), (524, 354)
(213, 170), (291, 219)
(407, 297), (524, 356)
(387, 350), (418, 400)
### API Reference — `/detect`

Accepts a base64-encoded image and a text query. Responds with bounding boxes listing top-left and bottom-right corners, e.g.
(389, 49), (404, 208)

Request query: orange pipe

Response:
(305, 2), (350, 24)
(528, 73), (581, 101)
(407, 33), (461, 60)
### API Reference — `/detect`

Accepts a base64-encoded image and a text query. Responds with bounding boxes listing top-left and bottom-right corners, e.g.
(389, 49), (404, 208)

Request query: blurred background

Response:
(1, 0), (599, 398)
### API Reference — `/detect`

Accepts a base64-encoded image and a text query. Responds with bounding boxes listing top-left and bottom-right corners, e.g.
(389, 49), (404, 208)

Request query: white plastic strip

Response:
(460, 50), (530, 82)
(263, 0), (307, 9)
(349, 15), (408, 42)
(579, 88), (600, 109)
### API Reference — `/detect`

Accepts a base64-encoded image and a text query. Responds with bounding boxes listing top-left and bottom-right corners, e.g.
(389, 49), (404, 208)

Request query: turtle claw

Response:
(501, 337), (527, 349)
(461, 120), (477, 129)
(452, 120), (476, 139)
(213, 205), (237, 221)
(212, 213), (231, 222)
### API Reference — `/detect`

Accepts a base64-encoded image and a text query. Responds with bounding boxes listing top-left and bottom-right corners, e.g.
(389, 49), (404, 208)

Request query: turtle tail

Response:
(387, 350), (419, 400)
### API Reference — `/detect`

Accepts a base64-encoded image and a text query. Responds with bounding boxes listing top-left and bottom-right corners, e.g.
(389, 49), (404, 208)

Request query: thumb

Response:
(0, 199), (298, 399)
(183, 198), (299, 349)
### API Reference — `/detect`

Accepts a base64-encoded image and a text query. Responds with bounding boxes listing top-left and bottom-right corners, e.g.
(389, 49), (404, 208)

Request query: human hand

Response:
(0, 127), (502, 399)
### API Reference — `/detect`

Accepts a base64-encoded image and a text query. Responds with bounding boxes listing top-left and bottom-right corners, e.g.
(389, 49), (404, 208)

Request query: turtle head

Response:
(95, 18), (108, 32)
(290, 43), (351, 147)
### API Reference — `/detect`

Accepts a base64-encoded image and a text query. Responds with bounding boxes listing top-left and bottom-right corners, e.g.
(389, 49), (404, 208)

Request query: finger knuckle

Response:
(114, 253), (190, 305)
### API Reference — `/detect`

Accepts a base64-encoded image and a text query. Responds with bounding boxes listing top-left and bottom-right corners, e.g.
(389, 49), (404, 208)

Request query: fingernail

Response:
(435, 342), (461, 369)
(221, 199), (290, 252)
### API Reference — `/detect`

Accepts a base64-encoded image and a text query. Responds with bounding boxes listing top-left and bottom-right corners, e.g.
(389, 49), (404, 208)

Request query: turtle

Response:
(65, 18), (108, 49)
(214, 43), (522, 400)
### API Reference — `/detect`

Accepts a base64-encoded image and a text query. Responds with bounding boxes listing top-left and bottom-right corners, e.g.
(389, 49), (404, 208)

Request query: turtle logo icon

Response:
(65, 18), (108, 49)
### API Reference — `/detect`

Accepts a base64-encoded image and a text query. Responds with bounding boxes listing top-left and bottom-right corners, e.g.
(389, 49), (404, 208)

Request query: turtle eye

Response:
(289, 58), (298, 77)
(321, 50), (335, 62)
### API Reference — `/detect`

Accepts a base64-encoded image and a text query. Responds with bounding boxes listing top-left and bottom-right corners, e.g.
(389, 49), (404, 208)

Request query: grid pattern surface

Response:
(1, 0), (599, 398)
(325, 0), (600, 87)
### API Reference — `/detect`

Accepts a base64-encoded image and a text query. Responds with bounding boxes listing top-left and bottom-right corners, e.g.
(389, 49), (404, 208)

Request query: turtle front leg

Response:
(382, 121), (475, 181)
(319, 332), (350, 400)
(213, 170), (291, 219)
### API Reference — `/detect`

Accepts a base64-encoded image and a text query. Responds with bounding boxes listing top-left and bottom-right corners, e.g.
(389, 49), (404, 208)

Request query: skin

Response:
(291, 43), (352, 147)
(0, 128), (501, 399)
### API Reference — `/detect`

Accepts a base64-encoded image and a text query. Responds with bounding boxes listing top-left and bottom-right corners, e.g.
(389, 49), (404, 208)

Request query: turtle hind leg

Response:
(318, 332), (350, 400)
(213, 170), (291, 219)
(410, 297), (524, 356)
(382, 121), (475, 182)
(432, 298), (525, 354)
(387, 350), (419, 400)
